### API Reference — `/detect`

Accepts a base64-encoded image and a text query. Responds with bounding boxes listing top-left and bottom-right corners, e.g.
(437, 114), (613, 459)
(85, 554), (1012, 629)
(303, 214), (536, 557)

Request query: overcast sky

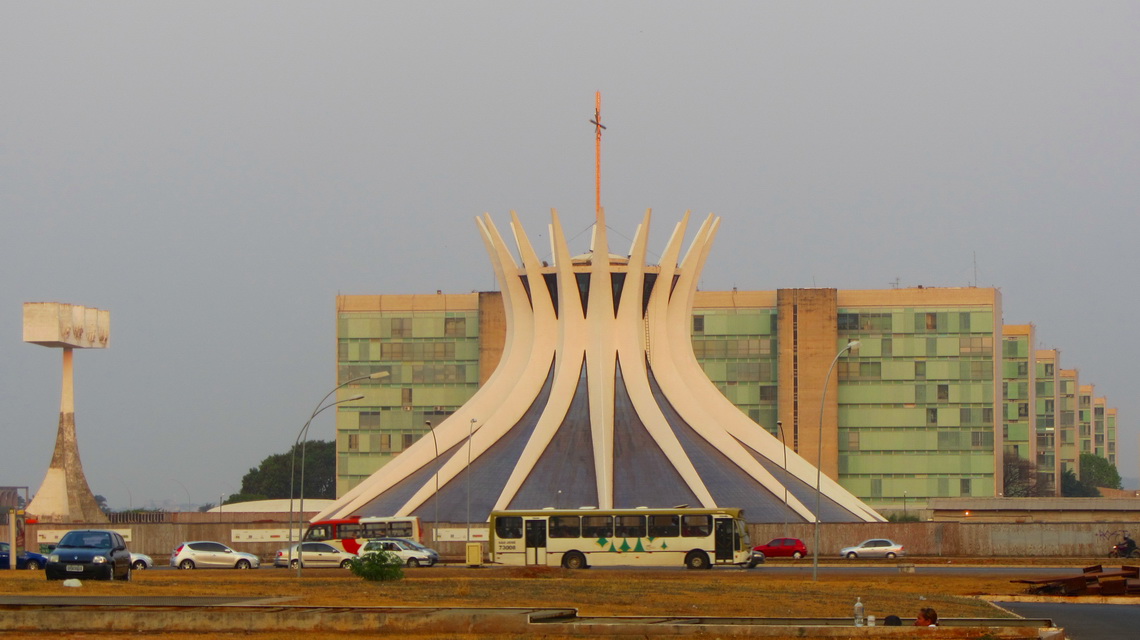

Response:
(3, 2), (1138, 510)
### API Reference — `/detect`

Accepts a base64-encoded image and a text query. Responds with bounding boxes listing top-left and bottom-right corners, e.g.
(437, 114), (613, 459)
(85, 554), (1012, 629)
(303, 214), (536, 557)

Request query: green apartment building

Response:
(1094, 397), (1107, 459)
(1107, 408), (1118, 466)
(1058, 369), (1081, 476)
(334, 294), (493, 495)
(1079, 385), (1095, 457)
(1034, 349), (1060, 495)
(1002, 326), (1037, 471)
(830, 289), (1001, 509)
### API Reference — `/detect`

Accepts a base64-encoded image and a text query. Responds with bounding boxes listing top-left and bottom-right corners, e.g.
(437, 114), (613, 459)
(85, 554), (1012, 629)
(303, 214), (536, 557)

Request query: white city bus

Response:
(489, 507), (752, 569)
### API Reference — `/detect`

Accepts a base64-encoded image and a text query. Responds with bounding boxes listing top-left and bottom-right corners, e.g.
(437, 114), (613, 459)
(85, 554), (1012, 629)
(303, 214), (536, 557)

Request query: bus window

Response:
(648, 514), (679, 538)
(549, 516), (580, 538)
(389, 521), (413, 538)
(339, 525), (362, 540)
(582, 515), (613, 539)
(615, 515), (646, 538)
(681, 515), (711, 537)
(363, 522), (388, 538)
(304, 525), (331, 541)
(495, 516), (523, 539)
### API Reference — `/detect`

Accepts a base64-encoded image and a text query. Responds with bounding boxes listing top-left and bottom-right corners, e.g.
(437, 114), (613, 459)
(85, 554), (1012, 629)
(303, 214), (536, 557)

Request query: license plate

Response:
(66, 565), (85, 572)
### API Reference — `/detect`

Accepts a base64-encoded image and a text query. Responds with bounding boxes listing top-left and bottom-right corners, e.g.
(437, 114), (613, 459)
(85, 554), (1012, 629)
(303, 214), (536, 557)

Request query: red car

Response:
(753, 537), (808, 559)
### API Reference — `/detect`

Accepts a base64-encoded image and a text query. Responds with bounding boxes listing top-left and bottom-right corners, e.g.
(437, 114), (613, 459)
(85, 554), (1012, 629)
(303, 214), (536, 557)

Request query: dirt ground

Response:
(1, 561), (1053, 639)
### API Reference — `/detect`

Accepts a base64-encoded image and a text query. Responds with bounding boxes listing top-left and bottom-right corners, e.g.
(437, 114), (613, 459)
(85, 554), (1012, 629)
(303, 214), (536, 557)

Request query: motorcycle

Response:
(1108, 542), (1140, 558)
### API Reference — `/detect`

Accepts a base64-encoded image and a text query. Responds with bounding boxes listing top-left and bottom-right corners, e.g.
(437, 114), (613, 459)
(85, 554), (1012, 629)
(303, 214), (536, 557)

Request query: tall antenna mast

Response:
(590, 91), (606, 219)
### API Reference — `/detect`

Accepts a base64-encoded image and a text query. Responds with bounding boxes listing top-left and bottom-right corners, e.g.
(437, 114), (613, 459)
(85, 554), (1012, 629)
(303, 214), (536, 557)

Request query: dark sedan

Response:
(45, 529), (132, 581)
(0, 542), (48, 570)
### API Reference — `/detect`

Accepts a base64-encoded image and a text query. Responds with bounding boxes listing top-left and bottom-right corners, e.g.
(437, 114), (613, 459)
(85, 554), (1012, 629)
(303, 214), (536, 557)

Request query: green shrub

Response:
(348, 550), (404, 582)
(886, 512), (920, 523)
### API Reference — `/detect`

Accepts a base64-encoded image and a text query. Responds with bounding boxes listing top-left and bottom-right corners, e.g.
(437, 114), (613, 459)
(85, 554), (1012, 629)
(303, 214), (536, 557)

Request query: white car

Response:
(130, 552), (154, 570)
(839, 539), (905, 559)
(274, 542), (357, 569)
(171, 541), (260, 569)
(361, 538), (440, 567)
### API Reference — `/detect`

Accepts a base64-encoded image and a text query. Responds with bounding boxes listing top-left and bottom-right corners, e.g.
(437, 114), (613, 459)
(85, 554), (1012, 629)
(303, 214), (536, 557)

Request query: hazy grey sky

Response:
(3, 2), (1138, 509)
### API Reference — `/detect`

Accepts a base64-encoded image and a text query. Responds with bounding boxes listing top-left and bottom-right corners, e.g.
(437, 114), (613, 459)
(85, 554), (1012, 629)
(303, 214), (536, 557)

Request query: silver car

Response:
(361, 537), (440, 567)
(274, 542), (357, 569)
(171, 541), (260, 569)
(130, 552), (154, 570)
(839, 538), (905, 559)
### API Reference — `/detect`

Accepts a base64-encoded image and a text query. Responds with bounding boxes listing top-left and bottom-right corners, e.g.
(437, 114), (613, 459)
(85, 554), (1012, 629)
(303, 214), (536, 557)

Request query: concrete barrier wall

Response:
(4, 518), (1138, 560)
(746, 521), (1139, 557)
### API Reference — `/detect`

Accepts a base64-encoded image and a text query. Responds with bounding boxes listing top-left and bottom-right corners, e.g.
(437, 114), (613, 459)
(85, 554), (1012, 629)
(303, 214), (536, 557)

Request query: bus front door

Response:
(524, 519), (547, 566)
(714, 518), (734, 562)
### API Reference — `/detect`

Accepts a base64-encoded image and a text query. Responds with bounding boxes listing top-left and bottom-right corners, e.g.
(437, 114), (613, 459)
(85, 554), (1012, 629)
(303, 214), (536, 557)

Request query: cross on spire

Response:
(590, 92), (606, 218)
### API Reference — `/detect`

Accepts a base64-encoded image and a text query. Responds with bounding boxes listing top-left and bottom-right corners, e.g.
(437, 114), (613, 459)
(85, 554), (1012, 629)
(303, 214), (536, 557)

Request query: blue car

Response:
(0, 542), (48, 570)
(45, 529), (132, 581)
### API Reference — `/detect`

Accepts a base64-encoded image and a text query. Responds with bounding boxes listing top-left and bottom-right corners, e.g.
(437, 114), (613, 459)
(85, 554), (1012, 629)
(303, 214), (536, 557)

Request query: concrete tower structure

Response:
(317, 211), (883, 524)
(24, 302), (110, 523)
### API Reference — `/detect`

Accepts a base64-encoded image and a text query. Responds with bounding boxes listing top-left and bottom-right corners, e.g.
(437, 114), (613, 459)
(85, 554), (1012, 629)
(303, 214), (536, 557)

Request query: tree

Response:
(1061, 468), (1100, 497)
(1002, 451), (1038, 497)
(94, 494), (110, 513)
(1079, 453), (1123, 490)
(223, 492), (267, 505)
(240, 440), (336, 500)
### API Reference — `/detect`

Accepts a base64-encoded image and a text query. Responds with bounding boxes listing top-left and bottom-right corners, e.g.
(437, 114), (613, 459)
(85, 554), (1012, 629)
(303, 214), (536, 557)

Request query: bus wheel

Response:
(562, 551), (587, 570)
(685, 551), (710, 570)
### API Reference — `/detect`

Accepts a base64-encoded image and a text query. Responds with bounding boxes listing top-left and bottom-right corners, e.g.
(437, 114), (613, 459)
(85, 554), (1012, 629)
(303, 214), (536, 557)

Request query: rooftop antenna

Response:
(590, 91), (606, 221)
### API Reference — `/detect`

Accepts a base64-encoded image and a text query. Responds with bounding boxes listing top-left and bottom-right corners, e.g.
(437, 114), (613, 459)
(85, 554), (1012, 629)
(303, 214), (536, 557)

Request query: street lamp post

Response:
(467, 418), (476, 544)
(776, 420), (789, 537)
(116, 479), (132, 512)
(295, 395), (363, 576)
(289, 371), (388, 577)
(171, 479), (192, 512)
(426, 420), (440, 543)
(812, 340), (860, 581)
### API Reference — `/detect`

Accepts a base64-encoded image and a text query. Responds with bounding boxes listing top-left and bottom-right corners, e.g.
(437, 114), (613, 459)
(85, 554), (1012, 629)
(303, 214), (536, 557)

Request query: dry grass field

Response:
(0, 563), (1047, 638)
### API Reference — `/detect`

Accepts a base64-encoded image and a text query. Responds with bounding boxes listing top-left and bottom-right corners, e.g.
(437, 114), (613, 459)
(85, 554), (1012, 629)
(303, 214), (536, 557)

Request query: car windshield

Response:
(59, 532), (111, 548)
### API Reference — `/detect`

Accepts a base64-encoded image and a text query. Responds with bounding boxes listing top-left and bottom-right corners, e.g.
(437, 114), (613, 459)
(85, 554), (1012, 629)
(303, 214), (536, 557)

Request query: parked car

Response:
(274, 542), (357, 569)
(45, 529), (132, 581)
(130, 552), (154, 570)
(753, 537), (808, 559)
(361, 537), (440, 567)
(171, 541), (260, 570)
(0, 542), (48, 570)
(839, 538), (905, 559)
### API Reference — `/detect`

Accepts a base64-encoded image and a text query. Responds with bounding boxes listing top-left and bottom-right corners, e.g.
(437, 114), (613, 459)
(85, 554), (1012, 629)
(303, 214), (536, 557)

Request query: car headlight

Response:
(49, 554), (59, 563)
(92, 556), (107, 564)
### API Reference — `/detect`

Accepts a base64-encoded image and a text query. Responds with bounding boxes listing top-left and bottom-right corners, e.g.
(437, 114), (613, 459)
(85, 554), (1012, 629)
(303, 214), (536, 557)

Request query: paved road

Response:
(995, 601), (1140, 640)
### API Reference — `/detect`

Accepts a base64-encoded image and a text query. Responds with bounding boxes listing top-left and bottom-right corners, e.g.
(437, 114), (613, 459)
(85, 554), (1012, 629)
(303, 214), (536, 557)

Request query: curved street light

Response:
(813, 340), (860, 581)
(292, 395), (362, 576)
(289, 370), (388, 577)
(426, 421), (440, 541)
(467, 417), (477, 544)
(776, 420), (788, 537)
(170, 479), (192, 512)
